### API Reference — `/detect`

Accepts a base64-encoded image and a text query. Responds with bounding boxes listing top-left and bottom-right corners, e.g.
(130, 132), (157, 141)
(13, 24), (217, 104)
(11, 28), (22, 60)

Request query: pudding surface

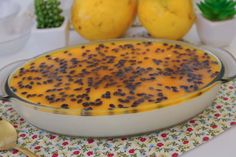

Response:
(9, 41), (221, 112)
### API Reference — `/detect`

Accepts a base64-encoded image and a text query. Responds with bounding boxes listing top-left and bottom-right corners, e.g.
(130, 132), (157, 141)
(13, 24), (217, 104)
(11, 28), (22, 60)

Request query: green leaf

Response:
(220, 10), (236, 20)
(197, 0), (236, 21)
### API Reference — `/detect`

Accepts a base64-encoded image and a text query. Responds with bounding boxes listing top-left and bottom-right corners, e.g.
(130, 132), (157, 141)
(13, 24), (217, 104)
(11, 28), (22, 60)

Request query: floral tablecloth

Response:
(0, 80), (235, 157)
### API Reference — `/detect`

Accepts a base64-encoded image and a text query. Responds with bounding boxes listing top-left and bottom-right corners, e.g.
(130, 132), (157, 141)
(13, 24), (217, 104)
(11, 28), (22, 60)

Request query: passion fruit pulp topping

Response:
(9, 41), (221, 113)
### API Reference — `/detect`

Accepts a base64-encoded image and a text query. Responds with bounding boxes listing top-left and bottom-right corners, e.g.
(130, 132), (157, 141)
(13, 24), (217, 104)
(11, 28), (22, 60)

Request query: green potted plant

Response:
(196, 0), (236, 47)
(29, 0), (69, 53)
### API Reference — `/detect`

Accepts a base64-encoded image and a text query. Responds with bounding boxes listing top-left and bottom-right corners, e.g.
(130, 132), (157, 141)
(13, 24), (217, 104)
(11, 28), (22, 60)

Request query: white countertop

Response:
(2, 0), (236, 156)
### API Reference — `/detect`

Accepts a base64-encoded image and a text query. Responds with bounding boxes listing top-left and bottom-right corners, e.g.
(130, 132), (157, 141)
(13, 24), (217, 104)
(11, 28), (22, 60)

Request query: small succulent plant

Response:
(197, 0), (236, 21)
(35, 0), (65, 29)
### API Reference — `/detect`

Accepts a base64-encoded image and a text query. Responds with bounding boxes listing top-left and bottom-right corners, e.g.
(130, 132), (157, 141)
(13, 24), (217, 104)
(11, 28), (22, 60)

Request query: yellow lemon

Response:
(71, 0), (137, 40)
(138, 0), (195, 40)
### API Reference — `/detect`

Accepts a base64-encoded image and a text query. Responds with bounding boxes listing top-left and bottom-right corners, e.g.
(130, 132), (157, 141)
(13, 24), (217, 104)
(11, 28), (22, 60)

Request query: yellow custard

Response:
(9, 41), (221, 113)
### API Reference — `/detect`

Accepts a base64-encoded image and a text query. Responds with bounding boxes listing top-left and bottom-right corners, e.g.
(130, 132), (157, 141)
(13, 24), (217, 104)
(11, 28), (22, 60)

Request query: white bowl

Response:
(0, 0), (33, 55)
(0, 0), (20, 35)
(0, 31), (31, 56)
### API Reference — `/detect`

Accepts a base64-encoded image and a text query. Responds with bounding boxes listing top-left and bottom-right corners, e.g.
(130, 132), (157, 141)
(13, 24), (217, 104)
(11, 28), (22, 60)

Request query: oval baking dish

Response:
(0, 39), (235, 137)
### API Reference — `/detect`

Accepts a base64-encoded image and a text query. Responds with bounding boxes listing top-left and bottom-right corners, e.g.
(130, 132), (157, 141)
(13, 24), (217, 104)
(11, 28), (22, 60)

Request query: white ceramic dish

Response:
(0, 39), (235, 137)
